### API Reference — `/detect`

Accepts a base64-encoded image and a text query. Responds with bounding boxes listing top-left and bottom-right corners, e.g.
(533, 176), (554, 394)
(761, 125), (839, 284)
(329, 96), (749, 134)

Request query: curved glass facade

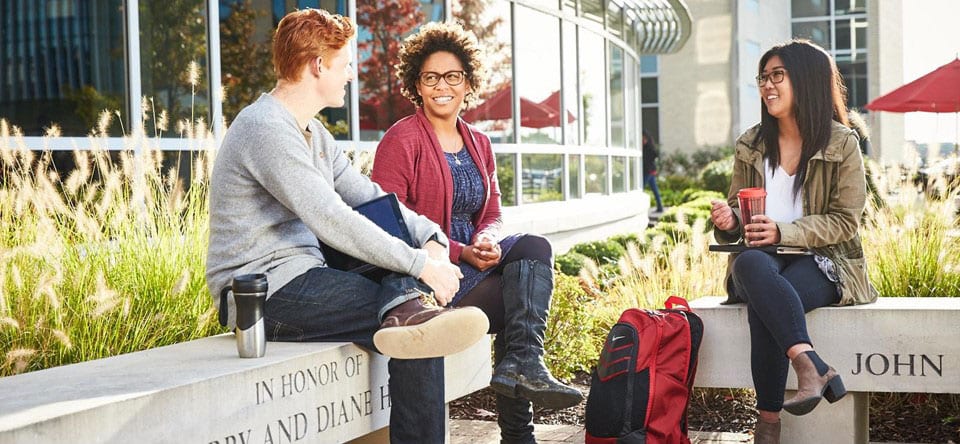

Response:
(2, 0), (690, 209)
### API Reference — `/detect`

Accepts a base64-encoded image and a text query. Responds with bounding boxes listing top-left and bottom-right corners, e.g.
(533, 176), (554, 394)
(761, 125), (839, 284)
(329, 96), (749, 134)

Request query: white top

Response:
(764, 157), (803, 223)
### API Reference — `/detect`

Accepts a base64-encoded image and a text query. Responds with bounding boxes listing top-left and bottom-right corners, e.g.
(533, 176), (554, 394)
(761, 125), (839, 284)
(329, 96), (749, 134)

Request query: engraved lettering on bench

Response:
(255, 359), (343, 405)
(263, 412), (309, 443)
(315, 390), (376, 432)
(851, 353), (944, 376)
(208, 429), (252, 444)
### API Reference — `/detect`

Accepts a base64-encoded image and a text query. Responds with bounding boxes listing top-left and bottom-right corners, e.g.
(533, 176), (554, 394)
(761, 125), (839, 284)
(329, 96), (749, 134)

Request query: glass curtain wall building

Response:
(1, 0), (691, 214)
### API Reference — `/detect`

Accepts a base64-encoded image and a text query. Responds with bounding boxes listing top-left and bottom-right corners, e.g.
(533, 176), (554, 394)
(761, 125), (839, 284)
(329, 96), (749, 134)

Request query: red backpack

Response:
(585, 296), (704, 444)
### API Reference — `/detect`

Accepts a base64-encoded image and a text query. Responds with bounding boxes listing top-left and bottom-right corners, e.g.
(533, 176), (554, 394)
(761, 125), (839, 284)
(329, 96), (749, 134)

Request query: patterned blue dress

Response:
(444, 148), (520, 304)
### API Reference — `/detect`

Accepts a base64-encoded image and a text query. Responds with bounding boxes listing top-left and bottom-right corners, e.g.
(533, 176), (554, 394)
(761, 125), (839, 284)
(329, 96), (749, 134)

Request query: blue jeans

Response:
(644, 174), (663, 211)
(264, 267), (445, 443)
(728, 250), (839, 412)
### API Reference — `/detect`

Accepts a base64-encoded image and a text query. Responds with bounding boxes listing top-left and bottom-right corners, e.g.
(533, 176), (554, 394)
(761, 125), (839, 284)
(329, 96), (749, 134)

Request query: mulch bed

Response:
(450, 372), (960, 443)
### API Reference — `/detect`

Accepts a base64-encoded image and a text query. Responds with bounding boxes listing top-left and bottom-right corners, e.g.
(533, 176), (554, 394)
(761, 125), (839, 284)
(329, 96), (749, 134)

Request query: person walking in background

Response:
(709, 39), (877, 444)
(642, 130), (664, 213)
(371, 22), (583, 444)
(205, 10), (489, 443)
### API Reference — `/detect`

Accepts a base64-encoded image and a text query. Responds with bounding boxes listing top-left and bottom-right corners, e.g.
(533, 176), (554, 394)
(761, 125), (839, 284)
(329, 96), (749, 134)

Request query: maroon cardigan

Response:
(371, 109), (503, 264)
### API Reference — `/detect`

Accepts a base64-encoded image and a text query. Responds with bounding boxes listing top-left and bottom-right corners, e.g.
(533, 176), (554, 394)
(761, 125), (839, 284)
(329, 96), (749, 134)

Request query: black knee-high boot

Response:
(490, 260), (583, 409)
(494, 334), (536, 444)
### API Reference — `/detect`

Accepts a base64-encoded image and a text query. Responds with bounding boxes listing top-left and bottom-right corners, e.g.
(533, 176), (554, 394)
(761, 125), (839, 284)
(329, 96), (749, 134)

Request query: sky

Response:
(900, 0), (960, 145)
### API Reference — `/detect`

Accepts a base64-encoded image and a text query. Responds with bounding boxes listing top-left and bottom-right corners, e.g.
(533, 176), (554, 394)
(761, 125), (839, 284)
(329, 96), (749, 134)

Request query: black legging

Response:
(729, 250), (839, 411)
(456, 234), (552, 333)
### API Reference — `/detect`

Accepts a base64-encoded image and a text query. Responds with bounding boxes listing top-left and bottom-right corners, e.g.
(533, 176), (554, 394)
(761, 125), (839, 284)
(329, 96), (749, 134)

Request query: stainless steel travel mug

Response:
(233, 274), (267, 358)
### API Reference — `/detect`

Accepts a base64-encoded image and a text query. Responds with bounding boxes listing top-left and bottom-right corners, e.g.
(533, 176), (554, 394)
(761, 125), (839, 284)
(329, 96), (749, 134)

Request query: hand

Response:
(418, 258), (463, 306)
(460, 240), (501, 272)
(710, 199), (737, 231)
(743, 214), (781, 247)
(422, 239), (446, 262)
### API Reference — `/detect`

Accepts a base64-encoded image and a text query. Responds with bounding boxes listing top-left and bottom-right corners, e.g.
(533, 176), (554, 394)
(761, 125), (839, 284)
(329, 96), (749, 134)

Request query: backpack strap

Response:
(664, 295), (690, 311)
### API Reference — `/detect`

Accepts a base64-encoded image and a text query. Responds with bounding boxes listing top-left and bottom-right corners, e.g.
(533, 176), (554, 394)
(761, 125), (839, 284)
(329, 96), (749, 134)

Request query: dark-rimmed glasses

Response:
(419, 70), (466, 87)
(755, 70), (786, 87)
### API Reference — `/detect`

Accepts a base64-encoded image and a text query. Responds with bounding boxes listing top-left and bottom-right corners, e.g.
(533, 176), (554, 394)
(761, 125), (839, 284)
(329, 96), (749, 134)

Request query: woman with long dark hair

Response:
(710, 40), (877, 443)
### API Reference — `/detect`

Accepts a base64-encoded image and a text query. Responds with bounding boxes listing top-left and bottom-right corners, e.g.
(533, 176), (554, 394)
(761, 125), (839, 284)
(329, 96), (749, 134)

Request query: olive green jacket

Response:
(714, 121), (879, 305)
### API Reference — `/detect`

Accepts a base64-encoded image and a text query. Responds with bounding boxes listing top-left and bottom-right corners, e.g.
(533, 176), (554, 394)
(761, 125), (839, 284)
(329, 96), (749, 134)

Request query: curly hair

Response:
(395, 22), (488, 108)
(273, 9), (356, 82)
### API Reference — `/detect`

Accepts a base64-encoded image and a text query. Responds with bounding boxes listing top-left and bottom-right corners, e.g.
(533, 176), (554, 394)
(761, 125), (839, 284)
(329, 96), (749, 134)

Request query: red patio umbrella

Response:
(461, 86), (560, 129)
(865, 58), (960, 152)
(865, 58), (960, 113)
(538, 90), (576, 125)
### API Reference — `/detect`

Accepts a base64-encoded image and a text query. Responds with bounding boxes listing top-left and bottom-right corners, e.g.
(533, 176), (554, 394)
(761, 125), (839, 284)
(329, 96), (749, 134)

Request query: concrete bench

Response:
(689, 296), (960, 444)
(0, 334), (491, 444)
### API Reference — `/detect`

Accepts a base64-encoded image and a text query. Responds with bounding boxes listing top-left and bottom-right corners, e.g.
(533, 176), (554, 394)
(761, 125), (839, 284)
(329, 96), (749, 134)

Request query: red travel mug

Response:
(737, 187), (767, 238)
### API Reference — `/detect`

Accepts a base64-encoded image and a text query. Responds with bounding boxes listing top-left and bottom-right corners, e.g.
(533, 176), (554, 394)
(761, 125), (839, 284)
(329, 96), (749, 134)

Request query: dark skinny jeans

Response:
(264, 270), (444, 444)
(728, 250), (839, 412)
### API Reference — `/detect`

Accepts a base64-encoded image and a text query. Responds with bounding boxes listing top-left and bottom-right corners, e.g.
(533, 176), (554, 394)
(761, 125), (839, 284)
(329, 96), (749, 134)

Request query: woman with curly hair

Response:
(371, 22), (582, 443)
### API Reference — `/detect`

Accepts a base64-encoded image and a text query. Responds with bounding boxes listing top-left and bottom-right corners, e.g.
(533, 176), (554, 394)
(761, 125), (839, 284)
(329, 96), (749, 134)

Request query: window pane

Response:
(457, 0), (514, 143)
(579, 29), (606, 147)
(0, 0), (128, 136)
(525, 0), (560, 10)
(140, 0), (211, 137)
(835, 0), (867, 15)
(792, 0), (830, 18)
(497, 153), (516, 206)
(612, 156), (626, 193)
(521, 154), (562, 203)
(642, 106), (659, 147)
(792, 21), (831, 50)
(609, 44), (625, 148)
(625, 16), (638, 52)
(585, 155), (607, 194)
(568, 153), (581, 199)
(839, 61), (867, 109)
(606, 2), (623, 37)
(625, 54), (638, 150)
(220, 1), (279, 127)
(640, 55), (658, 74)
(357, 1), (443, 141)
(580, 0), (603, 25)
(516, 6), (561, 143)
(563, 0), (577, 14)
(835, 17), (867, 53)
(562, 21), (579, 145)
(632, 156), (642, 190)
(641, 77), (658, 104)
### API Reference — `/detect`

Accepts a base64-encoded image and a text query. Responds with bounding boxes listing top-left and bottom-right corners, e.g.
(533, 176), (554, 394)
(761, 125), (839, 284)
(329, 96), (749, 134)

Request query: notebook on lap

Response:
(708, 244), (811, 255)
(320, 193), (416, 280)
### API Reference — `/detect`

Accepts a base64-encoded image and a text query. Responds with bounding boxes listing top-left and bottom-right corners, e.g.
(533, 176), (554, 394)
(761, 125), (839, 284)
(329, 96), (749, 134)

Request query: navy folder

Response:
(320, 193), (416, 279)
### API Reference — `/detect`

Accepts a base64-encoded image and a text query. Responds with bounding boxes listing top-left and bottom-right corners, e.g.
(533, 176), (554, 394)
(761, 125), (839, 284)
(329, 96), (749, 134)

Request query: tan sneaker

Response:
(373, 292), (489, 359)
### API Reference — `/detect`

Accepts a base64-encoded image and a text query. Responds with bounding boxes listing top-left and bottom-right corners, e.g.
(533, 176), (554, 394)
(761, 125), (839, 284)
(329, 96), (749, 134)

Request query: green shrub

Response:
(544, 273), (605, 380)
(569, 239), (626, 266)
(645, 222), (695, 245)
(555, 251), (588, 276)
(682, 189), (726, 204)
(699, 157), (733, 193)
(657, 207), (711, 228)
(609, 232), (642, 249)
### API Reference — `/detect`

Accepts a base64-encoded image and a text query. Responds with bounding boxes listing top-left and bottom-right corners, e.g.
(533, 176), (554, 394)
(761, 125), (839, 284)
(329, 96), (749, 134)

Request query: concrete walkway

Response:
(449, 420), (926, 444)
(450, 420), (752, 443)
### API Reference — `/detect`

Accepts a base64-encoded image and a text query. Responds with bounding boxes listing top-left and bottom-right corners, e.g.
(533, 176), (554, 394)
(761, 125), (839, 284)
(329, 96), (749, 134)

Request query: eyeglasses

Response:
(755, 70), (786, 87)
(419, 70), (466, 87)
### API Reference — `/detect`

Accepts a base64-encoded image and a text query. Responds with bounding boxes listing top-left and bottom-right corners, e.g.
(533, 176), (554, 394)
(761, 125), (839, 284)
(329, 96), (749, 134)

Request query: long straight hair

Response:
(755, 39), (849, 197)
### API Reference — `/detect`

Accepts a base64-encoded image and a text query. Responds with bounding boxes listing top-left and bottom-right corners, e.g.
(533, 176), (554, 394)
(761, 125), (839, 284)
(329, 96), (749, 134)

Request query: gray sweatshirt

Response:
(206, 94), (447, 328)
